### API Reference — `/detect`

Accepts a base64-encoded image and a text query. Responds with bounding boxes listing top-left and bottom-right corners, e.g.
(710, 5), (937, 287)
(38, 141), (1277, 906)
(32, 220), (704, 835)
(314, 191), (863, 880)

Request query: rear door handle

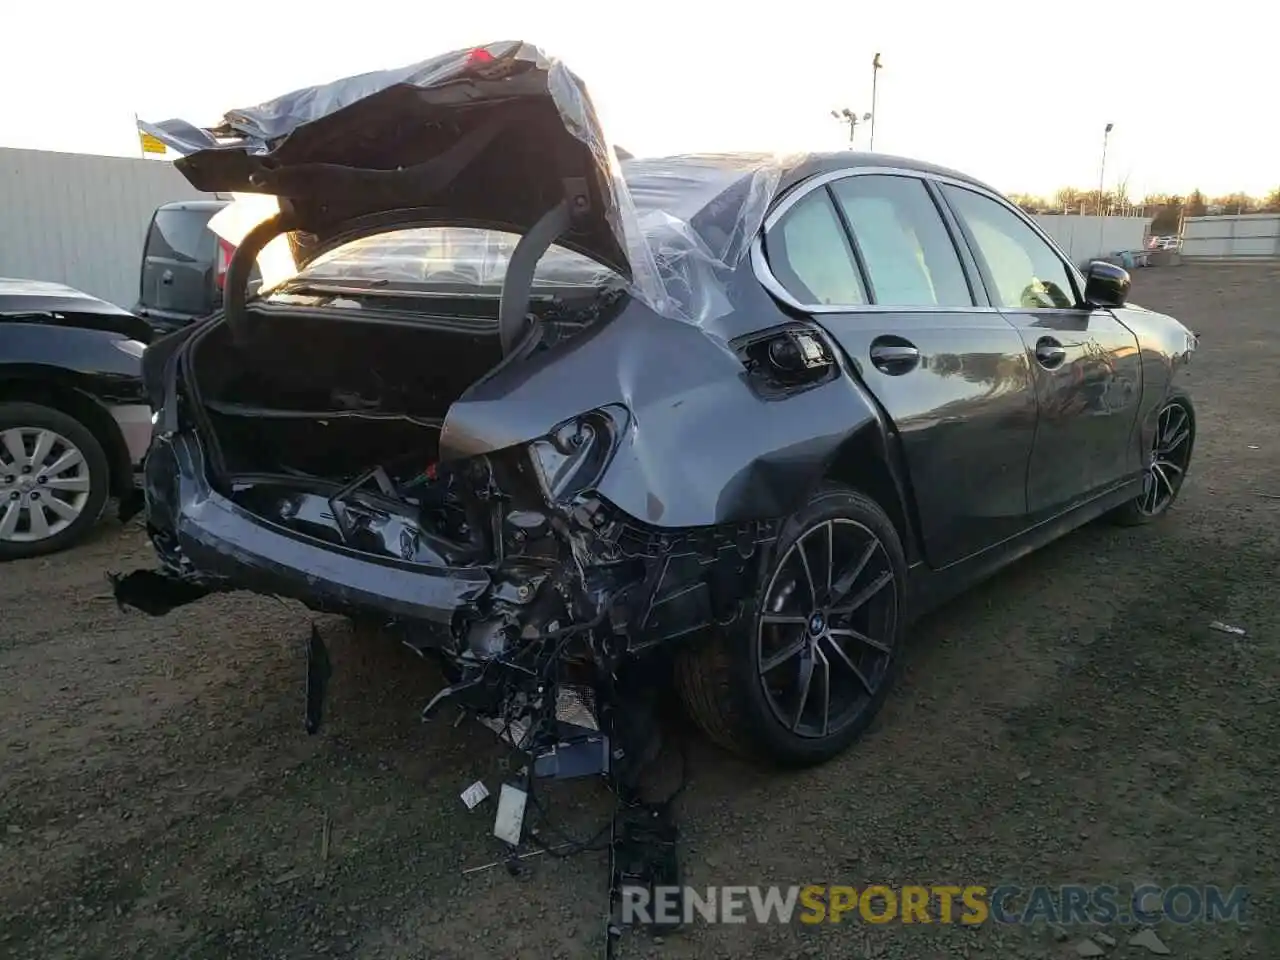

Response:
(869, 341), (920, 374)
(1035, 337), (1067, 369)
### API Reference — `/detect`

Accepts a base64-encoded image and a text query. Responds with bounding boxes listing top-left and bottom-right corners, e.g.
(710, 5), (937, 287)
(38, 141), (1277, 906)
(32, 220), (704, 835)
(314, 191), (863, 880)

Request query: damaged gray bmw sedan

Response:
(115, 42), (1198, 768)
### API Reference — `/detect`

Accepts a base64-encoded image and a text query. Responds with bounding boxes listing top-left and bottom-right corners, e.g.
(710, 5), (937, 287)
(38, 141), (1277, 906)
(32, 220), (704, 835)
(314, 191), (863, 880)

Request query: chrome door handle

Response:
(1035, 337), (1067, 369)
(870, 342), (920, 374)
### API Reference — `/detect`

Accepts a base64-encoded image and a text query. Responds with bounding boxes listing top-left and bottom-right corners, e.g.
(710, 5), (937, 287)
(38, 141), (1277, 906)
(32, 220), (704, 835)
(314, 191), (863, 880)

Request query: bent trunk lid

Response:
(139, 42), (635, 283)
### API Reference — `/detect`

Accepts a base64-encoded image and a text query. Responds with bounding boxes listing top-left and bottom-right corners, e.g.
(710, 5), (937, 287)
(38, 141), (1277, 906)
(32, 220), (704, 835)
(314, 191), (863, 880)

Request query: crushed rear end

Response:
(113, 43), (787, 766)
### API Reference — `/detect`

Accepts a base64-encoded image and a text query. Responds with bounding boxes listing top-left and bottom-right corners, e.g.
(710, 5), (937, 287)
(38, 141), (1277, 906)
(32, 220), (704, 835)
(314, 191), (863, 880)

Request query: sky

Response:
(4, 1), (1275, 199)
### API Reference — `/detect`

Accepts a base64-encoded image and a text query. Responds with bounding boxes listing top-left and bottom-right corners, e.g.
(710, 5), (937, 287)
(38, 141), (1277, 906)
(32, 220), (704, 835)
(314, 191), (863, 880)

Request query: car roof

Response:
(622, 151), (995, 232)
(778, 151), (993, 193)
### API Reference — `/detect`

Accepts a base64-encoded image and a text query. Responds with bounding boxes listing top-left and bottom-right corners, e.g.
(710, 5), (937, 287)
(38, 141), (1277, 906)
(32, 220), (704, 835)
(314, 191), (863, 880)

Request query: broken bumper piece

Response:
(113, 433), (491, 624)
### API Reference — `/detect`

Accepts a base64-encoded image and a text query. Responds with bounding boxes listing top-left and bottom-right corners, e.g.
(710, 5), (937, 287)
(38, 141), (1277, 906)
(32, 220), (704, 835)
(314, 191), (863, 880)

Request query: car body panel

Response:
(136, 432), (490, 622)
(998, 307), (1143, 520)
(812, 309), (1037, 569)
(0, 281), (151, 485)
(1111, 302), (1197, 451)
(442, 297), (883, 528)
(0, 318), (148, 407)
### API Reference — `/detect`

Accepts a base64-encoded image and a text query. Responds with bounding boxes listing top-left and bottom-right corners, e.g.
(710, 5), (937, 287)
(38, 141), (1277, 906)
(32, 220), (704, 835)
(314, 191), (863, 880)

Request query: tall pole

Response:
(870, 53), (882, 151)
(1097, 122), (1113, 257)
(1097, 122), (1113, 216)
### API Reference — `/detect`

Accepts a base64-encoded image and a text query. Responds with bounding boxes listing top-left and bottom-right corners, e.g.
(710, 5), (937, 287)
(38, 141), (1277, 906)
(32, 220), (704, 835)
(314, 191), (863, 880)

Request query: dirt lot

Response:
(2, 262), (1277, 960)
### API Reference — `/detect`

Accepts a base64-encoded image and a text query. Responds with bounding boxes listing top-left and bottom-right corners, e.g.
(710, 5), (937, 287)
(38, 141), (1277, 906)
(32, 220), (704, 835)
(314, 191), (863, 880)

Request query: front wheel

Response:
(1110, 397), (1195, 526)
(0, 403), (110, 560)
(676, 485), (906, 767)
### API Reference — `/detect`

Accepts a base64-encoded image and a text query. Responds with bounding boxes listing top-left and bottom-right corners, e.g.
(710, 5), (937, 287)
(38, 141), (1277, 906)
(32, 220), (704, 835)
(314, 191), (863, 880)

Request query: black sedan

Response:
(116, 42), (1197, 768)
(0, 279), (151, 559)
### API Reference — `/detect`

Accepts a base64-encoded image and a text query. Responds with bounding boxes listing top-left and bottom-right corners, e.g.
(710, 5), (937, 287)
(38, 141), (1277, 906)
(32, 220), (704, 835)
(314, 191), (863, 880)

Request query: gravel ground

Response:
(1, 262), (1277, 960)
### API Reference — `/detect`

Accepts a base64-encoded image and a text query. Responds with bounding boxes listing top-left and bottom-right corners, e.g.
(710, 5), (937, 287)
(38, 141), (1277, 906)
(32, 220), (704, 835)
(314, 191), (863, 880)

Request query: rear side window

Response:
(830, 176), (973, 307)
(764, 190), (866, 305)
(145, 209), (215, 263)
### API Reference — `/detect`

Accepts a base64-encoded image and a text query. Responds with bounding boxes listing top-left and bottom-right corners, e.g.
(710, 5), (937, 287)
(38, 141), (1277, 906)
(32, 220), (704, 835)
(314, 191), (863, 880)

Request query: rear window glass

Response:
(146, 209), (215, 263)
(296, 228), (618, 289)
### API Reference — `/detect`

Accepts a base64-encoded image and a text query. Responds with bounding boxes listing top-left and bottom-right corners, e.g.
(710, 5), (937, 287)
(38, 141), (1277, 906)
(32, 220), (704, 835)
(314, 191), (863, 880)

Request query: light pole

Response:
(1097, 122), (1113, 258)
(870, 53), (883, 151)
(1097, 122), (1113, 216)
(831, 108), (872, 149)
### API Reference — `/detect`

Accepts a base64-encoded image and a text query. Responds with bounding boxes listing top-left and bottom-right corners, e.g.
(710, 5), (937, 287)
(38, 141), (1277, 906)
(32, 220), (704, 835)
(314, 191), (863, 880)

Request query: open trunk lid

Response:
(139, 42), (657, 300)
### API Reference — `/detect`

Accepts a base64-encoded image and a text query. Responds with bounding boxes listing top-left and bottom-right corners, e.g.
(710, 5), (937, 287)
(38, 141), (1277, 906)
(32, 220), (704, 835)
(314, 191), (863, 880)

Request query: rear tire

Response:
(675, 485), (906, 767)
(0, 402), (110, 560)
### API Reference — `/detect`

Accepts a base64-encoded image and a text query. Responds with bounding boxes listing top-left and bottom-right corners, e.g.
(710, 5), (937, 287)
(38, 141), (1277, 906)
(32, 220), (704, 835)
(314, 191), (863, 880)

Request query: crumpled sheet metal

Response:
(138, 42), (787, 327)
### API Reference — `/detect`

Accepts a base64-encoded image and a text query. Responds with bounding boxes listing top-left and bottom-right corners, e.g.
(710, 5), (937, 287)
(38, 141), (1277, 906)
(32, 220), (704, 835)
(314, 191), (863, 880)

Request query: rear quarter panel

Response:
(440, 301), (883, 528)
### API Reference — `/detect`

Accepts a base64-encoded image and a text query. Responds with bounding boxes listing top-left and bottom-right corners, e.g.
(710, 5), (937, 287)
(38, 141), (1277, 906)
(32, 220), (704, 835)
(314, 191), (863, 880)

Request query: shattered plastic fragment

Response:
(460, 780), (490, 810)
(493, 783), (527, 846)
(1209, 621), (1246, 636)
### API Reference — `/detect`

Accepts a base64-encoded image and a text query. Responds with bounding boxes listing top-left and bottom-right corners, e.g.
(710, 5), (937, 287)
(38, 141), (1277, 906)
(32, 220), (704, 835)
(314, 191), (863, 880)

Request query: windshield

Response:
(294, 227), (620, 290)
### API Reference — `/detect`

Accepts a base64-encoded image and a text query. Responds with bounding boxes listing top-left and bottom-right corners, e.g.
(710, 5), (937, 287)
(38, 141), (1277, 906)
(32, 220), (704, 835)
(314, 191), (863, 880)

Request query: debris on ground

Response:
(1094, 931), (1117, 946)
(493, 783), (528, 846)
(1076, 938), (1105, 956)
(460, 780), (490, 810)
(1128, 927), (1172, 954)
(1209, 621), (1247, 636)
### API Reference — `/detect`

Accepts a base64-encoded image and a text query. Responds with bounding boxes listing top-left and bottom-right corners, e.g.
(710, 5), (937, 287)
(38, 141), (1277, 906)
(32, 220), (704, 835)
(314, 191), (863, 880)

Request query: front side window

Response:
(830, 175), (972, 307)
(764, 190), (866, 305)
(941, 186), (1077, 309)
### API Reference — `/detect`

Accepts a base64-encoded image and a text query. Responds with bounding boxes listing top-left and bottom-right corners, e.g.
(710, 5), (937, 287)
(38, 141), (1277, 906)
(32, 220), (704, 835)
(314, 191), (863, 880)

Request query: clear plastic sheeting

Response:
(621, 154), (787, 325)
(139, 42), (789, 326)
(291, 155), (790, 323)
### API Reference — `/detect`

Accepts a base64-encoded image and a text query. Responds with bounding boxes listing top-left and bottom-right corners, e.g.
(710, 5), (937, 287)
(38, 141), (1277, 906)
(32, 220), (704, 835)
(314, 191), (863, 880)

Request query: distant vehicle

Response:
(1146, 235), (1181, 251)
(0, 279), (150, 559)
(134, 199), (261, 333)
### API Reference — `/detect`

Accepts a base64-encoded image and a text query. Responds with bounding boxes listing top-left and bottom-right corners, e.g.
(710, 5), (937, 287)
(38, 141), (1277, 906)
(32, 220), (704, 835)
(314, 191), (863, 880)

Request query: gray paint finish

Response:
(0, 148), (210, 309)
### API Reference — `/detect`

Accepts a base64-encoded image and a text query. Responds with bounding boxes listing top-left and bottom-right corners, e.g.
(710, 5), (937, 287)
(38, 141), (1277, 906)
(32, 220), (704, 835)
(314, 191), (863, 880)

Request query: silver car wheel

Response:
(0, 428), (93, 543)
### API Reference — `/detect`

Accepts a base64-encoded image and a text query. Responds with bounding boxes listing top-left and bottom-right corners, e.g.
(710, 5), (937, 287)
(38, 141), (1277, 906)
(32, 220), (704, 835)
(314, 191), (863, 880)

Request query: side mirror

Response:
(1083, 260), (1130, 308)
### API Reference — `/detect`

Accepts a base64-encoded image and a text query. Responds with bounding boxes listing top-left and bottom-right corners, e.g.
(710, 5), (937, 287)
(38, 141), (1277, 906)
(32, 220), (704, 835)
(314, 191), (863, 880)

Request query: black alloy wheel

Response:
(1112, 397), (1195, 526)
(756, 517), (897, 740)
(676, 485), (906, 766)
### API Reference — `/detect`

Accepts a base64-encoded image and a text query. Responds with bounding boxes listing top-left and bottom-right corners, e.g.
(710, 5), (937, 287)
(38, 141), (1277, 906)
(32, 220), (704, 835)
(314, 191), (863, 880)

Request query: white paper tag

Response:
(460, 780), (490, 810)
(493, 783), (528, 846)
